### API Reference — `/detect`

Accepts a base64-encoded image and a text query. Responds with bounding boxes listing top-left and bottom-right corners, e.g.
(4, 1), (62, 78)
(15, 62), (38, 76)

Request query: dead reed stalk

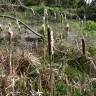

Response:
(6, 23), (13, 75)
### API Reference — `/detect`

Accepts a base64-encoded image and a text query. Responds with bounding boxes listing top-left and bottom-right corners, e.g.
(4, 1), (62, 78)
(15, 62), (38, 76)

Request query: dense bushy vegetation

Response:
(0, 0), (96, 20)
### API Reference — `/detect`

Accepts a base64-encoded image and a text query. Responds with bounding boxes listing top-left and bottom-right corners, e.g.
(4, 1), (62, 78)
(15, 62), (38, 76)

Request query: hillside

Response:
(0, 1), (96, 96)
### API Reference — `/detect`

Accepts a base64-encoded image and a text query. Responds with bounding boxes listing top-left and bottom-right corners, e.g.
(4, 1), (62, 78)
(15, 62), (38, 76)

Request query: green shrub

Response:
(65, 66), (81, 79)
(55, 80), (67, 95)
(84, 21), (96, 31)
(88, 47), (96, 56)
(74, 88), (82, 96)
(83, 21), (96, 38)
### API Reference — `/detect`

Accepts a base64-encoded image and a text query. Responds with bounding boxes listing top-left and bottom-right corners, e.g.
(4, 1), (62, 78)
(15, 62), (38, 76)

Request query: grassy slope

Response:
(0, 8), (96, 95)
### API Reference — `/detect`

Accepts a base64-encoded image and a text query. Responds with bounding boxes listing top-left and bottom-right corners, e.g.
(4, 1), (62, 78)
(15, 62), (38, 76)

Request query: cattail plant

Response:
(6, 23), (13, 75)
(64, 13), (67, 21)
(47, 26), (54, 96)
(31, 8), (35, 15)
(43, 9), (54, 96)
(80, 17), (86, 55)
(43, 8), (48, 34)
(37, 74), (42, 96)
(16, 19), (20, 30)
(54, 12), (57, 19)
(44, 8), (48, 18)
(47, 26), (54, 55)
(42, 8), (49, 64)
(65, 23), (70, 39)
(84, 15), (86, 22)
(59, 13), (64, 42)
(81, 38), (86, 55)
(60, 13), (64, 24)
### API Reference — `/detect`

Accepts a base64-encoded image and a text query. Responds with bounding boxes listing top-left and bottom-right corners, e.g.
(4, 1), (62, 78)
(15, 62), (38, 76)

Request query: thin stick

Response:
(9, 35), (12, 74)
(37, 73), (42, 96)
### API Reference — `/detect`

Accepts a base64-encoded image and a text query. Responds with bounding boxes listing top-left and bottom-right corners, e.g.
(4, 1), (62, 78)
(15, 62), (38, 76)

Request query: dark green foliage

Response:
(54, 51), (65, 63)
(86, 0), (96, 21)
(84, 21), (96, 31)
(67, 48), (91, 74)
(55, 80), (67, 95)
(1, 0), (96, 20)
(65, 65), (81, 79)
(77, 0), (86, 8)
(68, 55), (91, 74)
(22, 0), (40, 6)
(74, 88), (82, 96)
(35, 6), (44, 15)
(0, 37), (4, 43)
(77, 6), (85, 19)
(88, 47), (96, 56)
(83, 21), (96, 38)
(86, 7), (96, 21)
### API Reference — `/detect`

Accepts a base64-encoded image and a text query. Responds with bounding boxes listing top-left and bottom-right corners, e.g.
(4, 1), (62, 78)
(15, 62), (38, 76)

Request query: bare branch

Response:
(0, 15), (43, 38)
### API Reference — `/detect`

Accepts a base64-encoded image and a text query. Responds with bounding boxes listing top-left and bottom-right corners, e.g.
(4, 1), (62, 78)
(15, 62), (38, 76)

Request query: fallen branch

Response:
(0, 15), (43, 38)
